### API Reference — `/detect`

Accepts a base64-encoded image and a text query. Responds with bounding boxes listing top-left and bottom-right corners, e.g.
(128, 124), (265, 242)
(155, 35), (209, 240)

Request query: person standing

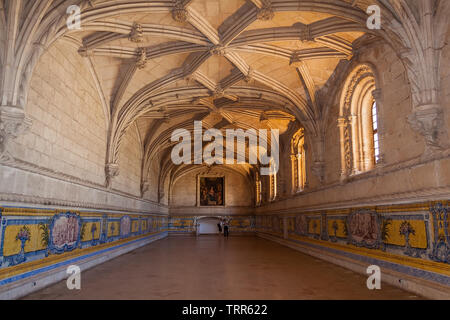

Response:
(217, 222), (222, 233)
(223, 222), (229, 238)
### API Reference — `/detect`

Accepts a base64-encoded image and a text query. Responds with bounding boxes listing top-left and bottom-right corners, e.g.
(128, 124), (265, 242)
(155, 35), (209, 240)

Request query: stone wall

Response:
(12, 41), (107, 186)
(2, 39), (163, 213)
(170, 167), (253, 214)
(114, 125), (142, 197)
(440, 26), (450, 135)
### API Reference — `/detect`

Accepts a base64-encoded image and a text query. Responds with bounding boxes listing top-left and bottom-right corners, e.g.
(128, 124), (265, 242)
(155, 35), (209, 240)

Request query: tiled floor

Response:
(23, 236), (422, 300)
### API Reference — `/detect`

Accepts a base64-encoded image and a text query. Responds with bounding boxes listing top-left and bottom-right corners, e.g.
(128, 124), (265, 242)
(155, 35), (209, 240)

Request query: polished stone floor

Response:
(23, 236), (422, 300)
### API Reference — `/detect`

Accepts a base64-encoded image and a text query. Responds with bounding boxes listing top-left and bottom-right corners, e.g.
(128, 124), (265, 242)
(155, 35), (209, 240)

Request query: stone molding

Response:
(0, 159), (167, 211)
(257, 150), (450, 213)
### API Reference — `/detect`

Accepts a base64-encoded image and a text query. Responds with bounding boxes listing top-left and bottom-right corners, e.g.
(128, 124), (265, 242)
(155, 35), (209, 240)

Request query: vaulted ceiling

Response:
(58, 0), (372, 186)
(2, 0), (446, 201)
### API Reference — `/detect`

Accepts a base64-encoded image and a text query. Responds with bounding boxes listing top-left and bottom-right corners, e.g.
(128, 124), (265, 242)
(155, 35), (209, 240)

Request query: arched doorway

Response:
(197, 217), (222, 235)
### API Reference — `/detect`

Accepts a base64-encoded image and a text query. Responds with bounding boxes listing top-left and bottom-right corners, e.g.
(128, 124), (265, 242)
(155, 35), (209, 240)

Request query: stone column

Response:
(290, 154), (296, 193)
(337, 117), (347, 180)
(349, 114), (359, 174)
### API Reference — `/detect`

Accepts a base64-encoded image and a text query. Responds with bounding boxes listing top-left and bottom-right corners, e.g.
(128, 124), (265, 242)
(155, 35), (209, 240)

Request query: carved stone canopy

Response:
(0, 106), (32, 163)
(407, 104), (448, 154)
(105, 163), (119, 188)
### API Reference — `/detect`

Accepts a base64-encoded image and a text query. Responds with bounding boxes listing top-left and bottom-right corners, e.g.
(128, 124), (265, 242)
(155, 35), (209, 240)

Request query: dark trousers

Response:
(224, 227), (229, 237)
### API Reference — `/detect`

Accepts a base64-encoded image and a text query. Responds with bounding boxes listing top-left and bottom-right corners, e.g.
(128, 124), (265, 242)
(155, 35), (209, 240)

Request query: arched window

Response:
(339, 64), (382, 179)
(291, 128), (306, 193)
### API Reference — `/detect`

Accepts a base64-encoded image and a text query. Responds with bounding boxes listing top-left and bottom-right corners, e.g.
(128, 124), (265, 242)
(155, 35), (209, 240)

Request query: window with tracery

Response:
(338, 64), (382, 179)
(291, 128), (306, 193)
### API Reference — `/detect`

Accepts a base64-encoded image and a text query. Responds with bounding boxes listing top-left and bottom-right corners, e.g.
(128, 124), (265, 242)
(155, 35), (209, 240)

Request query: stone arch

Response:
(338, 63), (381, 179)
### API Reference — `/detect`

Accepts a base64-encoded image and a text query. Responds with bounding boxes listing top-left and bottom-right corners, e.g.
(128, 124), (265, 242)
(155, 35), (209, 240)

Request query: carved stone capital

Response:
(172, 1), (189, 23)
(0, 106), (32, 163)
(129, 22), (144, 43)
(105, 163), (119, 188)
(407, 104), (448, 153)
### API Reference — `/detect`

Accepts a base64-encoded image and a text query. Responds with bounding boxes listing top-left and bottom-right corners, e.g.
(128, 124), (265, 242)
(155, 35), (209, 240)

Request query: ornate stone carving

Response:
(136, 47), (147, 69)
(172, 0), (189, 23)
(210, 44), (227, 56)
(338, 117), (352, 180)
(0, 107), (32, 163)
(105, 163), (119, 188)
(129, 22), (144, 43)
(257, 2), (274, 21)
(407, 104), (447, 155)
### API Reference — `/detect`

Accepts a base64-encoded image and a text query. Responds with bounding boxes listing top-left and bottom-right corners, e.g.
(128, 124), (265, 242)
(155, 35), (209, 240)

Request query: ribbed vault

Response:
(1, 0), (447, 204)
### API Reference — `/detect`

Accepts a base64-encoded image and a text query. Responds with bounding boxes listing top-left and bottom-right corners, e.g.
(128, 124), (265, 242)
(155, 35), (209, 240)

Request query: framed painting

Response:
(198, 176), (225, 206)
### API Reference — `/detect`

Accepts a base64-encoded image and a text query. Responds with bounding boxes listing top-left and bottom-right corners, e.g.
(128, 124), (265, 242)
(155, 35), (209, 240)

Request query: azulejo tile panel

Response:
(255, 201), (450, 283)
(168, 216), (255, 233)
(0, 207), (168, 276)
